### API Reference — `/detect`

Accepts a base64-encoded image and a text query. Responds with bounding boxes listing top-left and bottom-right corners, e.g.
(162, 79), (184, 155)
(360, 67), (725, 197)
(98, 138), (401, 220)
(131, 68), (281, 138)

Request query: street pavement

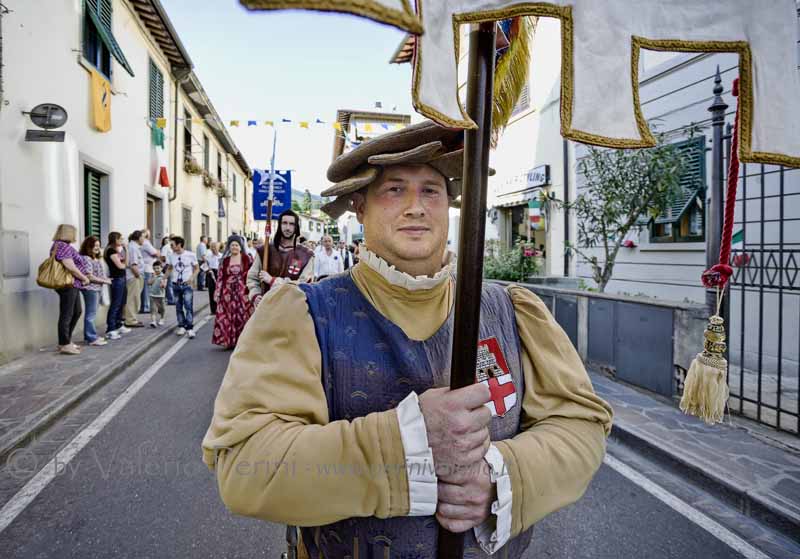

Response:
(0, 318), (797, 558)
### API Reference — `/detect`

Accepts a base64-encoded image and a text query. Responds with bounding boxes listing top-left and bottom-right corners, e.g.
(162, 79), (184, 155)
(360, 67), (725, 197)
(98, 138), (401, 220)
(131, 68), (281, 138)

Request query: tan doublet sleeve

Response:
(201, 283), (410, 526)
(493, 286), (613, 537)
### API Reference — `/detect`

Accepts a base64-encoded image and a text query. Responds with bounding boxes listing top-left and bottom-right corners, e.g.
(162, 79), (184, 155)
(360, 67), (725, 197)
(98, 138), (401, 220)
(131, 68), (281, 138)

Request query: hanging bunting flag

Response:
(230, 120), (240, 127)
(316, 118), (325, 124)
(395, 123), (404, 129)
(192, 117), (204, 124)
(333, 122), (343, 131)
(364, 123), (374, 132)
(155, 117), (167, 129)
(381, 123), (390, 130)
(299, 121), (310, 129)
(248, 120), (257, 126)
(282, 118), (292, 123)
(265, 120), (274, 127)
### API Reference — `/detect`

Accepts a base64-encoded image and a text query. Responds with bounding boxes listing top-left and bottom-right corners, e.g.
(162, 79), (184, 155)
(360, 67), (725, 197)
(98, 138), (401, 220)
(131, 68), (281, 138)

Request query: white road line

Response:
(604, 454), (772, 559)
(0, 318), (210, 534)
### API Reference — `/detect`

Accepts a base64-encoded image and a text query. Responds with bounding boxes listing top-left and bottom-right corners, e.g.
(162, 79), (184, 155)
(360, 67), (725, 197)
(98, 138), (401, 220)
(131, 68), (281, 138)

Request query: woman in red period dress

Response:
(212, 236), (254, 349)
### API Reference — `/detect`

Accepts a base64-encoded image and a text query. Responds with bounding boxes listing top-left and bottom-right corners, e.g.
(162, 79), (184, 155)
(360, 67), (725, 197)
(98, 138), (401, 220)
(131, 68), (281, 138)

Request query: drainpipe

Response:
(562, 138), (571, 277)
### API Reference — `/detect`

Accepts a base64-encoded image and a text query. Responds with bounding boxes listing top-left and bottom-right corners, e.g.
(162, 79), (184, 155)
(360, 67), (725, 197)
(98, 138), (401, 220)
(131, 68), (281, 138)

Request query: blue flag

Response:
(252, 169), (292, 220)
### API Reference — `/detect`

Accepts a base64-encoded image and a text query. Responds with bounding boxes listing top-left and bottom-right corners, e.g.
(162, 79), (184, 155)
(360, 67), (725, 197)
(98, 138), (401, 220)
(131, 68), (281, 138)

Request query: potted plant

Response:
(216, 184), (231, 199)
(184, 154), (203, 175)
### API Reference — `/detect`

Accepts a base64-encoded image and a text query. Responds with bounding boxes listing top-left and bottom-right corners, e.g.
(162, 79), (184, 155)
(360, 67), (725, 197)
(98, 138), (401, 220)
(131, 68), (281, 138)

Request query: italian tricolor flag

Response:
(529, 197), (544, 231)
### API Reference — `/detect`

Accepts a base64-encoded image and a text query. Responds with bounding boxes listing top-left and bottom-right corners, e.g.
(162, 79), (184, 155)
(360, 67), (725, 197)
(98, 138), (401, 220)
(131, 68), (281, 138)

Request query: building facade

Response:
(0, 0), (249, 362)
(174, 73), (250, 251)
(487, 17), (571, 278)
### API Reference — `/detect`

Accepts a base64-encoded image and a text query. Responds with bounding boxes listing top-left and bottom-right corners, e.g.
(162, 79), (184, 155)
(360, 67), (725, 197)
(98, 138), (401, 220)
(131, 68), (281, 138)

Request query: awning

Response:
(493, 186), (542, 208)
(87, 6), (135, 77)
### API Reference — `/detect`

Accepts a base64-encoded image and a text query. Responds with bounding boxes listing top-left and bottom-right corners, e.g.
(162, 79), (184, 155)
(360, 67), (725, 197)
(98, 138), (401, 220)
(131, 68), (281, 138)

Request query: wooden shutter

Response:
(84, 168), (103, 238)
(511, 82), (531, 117)
(149, 59), (164, 120)
(653, 136), (706, 225)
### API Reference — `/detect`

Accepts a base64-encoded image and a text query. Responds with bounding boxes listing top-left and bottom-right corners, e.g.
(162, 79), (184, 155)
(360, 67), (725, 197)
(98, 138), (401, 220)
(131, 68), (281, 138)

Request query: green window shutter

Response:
(149, 59), (164, 121)
(85, 0), (134, 77)
(84, 169), (103, 238)
(99, 0), (112, 30)
(653, 136), (706, 225)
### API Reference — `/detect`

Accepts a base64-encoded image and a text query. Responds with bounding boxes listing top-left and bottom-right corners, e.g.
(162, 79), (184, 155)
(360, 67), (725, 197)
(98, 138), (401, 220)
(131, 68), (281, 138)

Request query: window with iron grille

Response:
(233, 174), (237, 202)
(648, 136), (706, 243)
(83, 0), (134, 78)
(149, 59), (164, 122)
(203, 135), (210, 171)
(217, 151), (223, 181)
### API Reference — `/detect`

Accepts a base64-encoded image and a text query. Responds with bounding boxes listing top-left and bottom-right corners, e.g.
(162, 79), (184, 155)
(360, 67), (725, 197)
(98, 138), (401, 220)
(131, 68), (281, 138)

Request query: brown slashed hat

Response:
(321, 120), (474, 218)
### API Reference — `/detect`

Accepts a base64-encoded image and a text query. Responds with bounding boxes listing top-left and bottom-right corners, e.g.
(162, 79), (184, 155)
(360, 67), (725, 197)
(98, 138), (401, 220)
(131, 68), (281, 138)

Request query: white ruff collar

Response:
(360, 248), (453, 291)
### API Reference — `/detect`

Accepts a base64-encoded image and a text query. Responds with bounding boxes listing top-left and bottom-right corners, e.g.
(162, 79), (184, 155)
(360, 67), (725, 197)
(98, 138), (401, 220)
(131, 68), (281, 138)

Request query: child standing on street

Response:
(148, 261), (167, 328)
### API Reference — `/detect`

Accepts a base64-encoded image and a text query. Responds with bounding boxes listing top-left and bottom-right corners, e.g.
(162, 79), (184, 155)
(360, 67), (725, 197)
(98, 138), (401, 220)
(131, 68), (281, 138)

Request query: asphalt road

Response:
(0, 321), (781, 558)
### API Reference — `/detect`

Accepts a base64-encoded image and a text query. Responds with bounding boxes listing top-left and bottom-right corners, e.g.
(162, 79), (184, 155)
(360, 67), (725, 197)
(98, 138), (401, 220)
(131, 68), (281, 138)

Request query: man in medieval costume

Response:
(246, 208), (314, 306)
(203, 120), (613, 558)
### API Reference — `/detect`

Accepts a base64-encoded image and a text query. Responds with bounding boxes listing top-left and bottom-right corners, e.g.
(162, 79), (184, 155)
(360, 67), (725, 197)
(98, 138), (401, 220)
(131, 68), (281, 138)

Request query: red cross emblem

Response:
(487, 376), (517, 416)
(288, 258), (302, 276)
(475, 337), (517, 417)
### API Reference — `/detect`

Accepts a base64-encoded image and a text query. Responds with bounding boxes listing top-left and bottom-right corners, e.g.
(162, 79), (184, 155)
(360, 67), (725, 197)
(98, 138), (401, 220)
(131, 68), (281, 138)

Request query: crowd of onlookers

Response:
(45, 223), (362, 356)
(299, 236), (361, 280)
(45, 224), (238, 355)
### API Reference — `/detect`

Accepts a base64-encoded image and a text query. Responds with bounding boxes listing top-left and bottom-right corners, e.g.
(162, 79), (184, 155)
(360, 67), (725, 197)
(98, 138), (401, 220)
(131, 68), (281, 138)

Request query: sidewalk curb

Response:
(0, 302), (210, 464)
(610, 418), (800, 542)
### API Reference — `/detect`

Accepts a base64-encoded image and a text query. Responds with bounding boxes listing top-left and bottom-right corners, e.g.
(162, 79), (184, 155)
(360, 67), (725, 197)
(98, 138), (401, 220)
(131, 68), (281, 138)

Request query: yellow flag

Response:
(265, 120), (274, 127)
(192, 117), (204, 124)
(156, 117), (167, 129)
(299, 121), (310, 129)
(230, 120), (240, 127)
(364, 123), (374, 132)
(333, 122), (342, 131)
(90, 69), (112, 133)
(395, 123), (405, 129)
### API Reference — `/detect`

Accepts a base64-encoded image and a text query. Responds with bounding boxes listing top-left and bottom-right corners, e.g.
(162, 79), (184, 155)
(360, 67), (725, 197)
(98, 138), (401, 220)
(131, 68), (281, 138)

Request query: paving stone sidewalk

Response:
(0, 291), (209, 461)
(591, 369), (800, 539)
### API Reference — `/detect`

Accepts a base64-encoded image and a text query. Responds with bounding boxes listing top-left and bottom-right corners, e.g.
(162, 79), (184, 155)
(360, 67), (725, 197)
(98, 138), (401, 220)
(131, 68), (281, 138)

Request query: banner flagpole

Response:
(263, 127), (278, 274)
(438, 20), (497, 559)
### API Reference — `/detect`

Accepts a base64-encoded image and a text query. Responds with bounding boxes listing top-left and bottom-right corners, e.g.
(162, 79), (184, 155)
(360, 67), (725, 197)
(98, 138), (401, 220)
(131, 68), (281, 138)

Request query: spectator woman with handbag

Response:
(49, 224), (91, 355)
(78, 236), (112, 346)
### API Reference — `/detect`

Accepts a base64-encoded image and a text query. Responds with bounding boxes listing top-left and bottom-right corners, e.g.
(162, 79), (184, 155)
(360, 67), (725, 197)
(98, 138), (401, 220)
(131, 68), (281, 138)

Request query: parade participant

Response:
(203, 121), (613, 558)
(246, 208), (313, 306)
(212, 235), (254, 349)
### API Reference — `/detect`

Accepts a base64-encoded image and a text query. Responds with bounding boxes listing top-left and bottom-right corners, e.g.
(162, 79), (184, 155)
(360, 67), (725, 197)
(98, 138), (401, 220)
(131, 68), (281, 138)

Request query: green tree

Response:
(302, 189), (313, 214)
(558, 132), (689, 292)
(291, 200), (302, 212)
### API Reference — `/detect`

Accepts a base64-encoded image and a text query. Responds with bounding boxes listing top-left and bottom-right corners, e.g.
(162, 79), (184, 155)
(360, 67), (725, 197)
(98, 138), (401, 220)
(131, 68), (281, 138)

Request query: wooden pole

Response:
(263, 128), (278, 274)
(438, 21), (496, 559)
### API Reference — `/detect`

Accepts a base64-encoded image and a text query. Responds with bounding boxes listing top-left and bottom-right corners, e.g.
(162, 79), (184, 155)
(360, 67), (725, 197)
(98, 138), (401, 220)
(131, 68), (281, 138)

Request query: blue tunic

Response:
(298, 272), (534, 558)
